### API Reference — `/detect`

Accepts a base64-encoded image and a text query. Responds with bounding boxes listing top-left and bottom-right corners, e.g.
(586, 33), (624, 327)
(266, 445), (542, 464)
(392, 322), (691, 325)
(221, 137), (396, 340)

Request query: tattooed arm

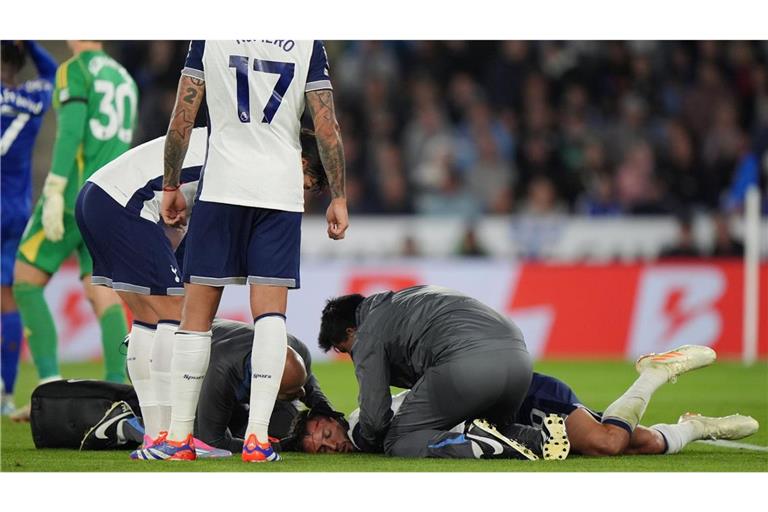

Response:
(161, 75), (205, 226)
(306, 89), (349, 240)
(305, 89), (345, 199)
(164, 75), (205, 187)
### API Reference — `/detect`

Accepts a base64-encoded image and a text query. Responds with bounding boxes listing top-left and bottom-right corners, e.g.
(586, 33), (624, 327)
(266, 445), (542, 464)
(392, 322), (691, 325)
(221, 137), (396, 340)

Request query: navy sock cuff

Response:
(158, 319), (180, 326)
(132, 320), (157, 330)
(253, 312), (286, 323)
(602, 417), (633, 435)
(653, 428), (670, 453)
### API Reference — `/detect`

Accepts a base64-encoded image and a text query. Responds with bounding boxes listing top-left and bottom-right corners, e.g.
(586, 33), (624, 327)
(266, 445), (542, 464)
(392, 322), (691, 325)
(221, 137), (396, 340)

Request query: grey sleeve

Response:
(353, 334), (393, 452)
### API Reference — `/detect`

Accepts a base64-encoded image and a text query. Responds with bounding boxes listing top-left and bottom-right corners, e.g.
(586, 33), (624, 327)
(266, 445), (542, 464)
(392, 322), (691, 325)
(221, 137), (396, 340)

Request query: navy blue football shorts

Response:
(182, 199), (301, 289)
(75, 182), (185, 296)
(517, 372), (602, 427)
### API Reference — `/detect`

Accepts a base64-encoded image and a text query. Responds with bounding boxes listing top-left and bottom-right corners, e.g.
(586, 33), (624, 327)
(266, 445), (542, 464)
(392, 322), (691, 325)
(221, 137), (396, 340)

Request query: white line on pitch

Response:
(696, 440), (768, 452)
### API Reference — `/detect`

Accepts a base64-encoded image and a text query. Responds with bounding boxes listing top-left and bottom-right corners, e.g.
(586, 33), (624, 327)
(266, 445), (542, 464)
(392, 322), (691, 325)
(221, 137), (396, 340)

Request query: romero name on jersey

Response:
(182, 40), (332, 212)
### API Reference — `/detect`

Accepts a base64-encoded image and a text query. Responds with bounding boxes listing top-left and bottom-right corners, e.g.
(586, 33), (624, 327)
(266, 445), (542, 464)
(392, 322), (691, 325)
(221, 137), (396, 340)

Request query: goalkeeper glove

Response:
(41, 174), (67, 242)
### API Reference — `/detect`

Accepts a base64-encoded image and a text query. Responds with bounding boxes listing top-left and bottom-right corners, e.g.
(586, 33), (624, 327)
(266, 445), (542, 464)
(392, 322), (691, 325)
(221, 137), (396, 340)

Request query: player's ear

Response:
(301, 157), (309, 173)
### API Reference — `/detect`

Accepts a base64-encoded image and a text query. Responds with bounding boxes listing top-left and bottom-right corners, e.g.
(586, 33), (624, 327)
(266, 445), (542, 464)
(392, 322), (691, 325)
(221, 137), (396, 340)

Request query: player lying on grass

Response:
(340, 347), (759, 458)
(73, 128), (327, 447)
(78, 319), (350, 458)
(318, 285), (568, 460)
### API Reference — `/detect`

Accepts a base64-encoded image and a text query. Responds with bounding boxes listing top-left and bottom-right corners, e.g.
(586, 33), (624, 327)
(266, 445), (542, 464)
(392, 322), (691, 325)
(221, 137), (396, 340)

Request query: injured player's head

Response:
(299, 413), (355, 454)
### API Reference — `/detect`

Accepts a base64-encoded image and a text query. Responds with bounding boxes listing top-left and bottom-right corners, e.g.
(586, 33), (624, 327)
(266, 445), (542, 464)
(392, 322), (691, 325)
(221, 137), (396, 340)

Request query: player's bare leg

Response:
(242, 284), (287, 462)
(13, 260), (50, 287)
(179, 283), (221, 332)
(623, 426), (667, 455)
(565, 407), (631, 456)
(82, 275), (123, 316)
(1, 287), (19, 314)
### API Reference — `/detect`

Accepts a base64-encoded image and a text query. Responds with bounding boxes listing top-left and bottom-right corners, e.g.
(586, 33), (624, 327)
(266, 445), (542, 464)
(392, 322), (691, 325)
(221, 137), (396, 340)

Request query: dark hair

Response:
(1, 41), (27, 72)
(318, 294), (365, 352)
(282, 409), (349, 452)
(280, 409), (311, 452)
(300, 128), (328, 193)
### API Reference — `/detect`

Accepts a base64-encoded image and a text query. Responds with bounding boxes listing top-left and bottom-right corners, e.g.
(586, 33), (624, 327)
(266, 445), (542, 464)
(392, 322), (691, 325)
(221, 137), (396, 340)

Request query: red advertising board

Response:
(23, 259), (767, 362)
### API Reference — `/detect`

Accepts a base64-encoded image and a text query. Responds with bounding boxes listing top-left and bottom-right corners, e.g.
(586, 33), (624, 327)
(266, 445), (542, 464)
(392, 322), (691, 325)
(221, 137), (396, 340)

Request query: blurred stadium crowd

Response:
(113, 40), (767, 220)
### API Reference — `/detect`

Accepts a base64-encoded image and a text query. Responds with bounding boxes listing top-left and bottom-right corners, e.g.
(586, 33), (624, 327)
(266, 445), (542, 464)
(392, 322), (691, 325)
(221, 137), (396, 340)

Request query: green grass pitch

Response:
(2, 359), (767, 472)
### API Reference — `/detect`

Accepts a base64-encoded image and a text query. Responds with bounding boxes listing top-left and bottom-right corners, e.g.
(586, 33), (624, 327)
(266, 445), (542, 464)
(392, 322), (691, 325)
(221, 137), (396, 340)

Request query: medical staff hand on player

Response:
(161, 187), (187, 227)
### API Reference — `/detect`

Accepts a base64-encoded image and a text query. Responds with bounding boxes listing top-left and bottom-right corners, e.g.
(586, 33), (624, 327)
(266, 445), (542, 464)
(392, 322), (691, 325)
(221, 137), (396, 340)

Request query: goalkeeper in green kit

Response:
(13, 41), (138, 396)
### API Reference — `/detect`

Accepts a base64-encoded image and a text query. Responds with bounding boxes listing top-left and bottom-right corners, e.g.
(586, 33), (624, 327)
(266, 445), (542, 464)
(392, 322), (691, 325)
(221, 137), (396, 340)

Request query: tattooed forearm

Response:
(306, 89), (346, 199)
(164, 76), (205, 187)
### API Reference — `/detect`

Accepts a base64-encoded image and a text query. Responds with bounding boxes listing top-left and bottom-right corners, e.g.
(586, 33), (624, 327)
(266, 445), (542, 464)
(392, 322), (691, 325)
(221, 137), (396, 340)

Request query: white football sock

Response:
(650, 422), (700, 454)
(246, 314), (287, 442)
(167, 330), (211, 442)
(602, 368), (668, 432)
(126, 323), (159, 439)
(151, 321), (177, 435)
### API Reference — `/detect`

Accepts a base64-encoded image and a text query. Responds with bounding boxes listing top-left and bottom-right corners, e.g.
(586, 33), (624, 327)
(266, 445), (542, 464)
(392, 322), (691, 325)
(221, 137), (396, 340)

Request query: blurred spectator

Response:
(519, 175), (566, 216)
(577, 171), (622, 216)
(466, 128), (516, 214)
(402, 98), (451, 174)
(658, 121), (701, 209)
(416, 170), (482, 217)
(370, 143), (413, 214)
(335, 41), (400, 103)
(413, 137), (454, 192)
(658, 212), (702, 259)
(485, 41), (530, 110)
(106, 40), (767, 218)
(711, 213), (744, 258)
(456, 225), (489, 257)
(401, 235), (420, 257)
(605, 93), (650, 164)
(454, 99), (515, 172)
(753, 65), (768, 128)
(615, 141), (668, 214)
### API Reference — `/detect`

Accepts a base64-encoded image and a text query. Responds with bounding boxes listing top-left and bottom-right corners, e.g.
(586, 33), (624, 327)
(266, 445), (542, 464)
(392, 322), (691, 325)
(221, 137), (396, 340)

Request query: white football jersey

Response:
(182, 40), (332, 212)
(88, 128), (208, 223)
